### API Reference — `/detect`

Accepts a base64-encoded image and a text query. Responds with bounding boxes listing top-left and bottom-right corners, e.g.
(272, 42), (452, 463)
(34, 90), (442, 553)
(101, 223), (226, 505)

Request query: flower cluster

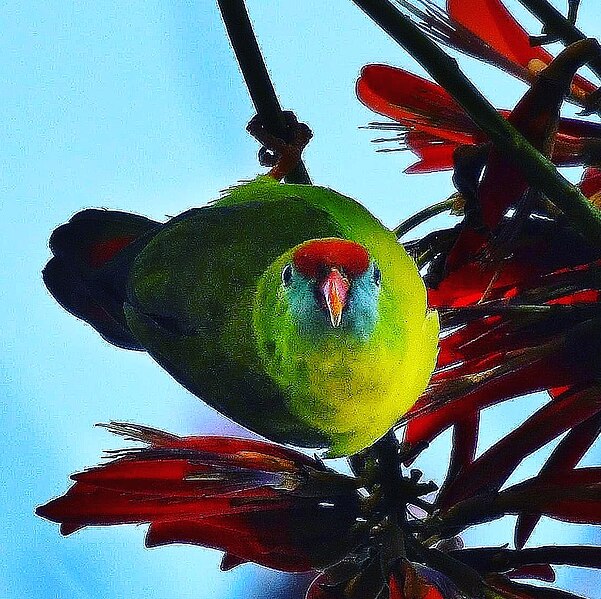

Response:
(37, 422), (364, 573)
(38, 1), (601, 598)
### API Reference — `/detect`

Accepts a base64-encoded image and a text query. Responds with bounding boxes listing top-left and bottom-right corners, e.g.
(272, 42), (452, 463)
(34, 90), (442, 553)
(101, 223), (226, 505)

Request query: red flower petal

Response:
(580, 167), (601, 199)
(146, 501), (357, 573)
(440, 412), (480, 497)
(435, 316), (504, 367)
(405, 350), (574, 447)
(358, 65), (601, 174)
(447, 0), (596, 98)
(500, 479), (601, 525)
(541, 499), (601, 525)
(403, 124), (599, 173)
(390, 562), (456, 599)
(447, 0), (551, 70)
(39, 485), (276, 529)
(37, 423), (362, 572)
(403, 132), (461, 174)
(507, 564), (556, 583)
(450, 545), (601, 575)
(357, 65), (478, 144)
(515, 410), (601, 548)
(437, 385), (601, 508)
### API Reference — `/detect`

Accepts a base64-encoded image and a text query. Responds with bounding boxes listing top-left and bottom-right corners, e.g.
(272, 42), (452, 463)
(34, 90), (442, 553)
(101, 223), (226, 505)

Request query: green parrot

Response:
(44, 175), (439, 456)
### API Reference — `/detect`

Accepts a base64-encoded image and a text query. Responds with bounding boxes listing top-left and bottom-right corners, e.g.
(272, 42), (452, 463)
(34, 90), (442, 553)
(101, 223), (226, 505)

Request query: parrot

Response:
(44, 175), (439, 456)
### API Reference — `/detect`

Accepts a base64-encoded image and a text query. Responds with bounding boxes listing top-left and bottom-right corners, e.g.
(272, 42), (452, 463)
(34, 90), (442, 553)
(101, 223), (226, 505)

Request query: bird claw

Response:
(246, 111), (313, 181)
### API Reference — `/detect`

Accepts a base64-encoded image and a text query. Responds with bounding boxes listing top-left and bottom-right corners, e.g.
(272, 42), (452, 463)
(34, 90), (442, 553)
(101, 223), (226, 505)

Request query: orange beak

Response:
(321, 268), (350, 328)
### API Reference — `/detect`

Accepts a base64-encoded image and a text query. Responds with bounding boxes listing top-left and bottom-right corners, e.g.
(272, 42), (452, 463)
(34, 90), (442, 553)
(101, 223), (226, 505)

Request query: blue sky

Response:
(2, 1), (601, 597)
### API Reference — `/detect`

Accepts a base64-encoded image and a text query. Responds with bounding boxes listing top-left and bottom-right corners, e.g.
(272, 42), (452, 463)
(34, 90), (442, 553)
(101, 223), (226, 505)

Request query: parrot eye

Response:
(373, 265), (382, 287)
(281, 264), (294, 287)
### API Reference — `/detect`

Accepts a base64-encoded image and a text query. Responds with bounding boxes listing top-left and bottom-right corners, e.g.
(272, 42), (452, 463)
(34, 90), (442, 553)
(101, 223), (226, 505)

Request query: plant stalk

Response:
(517, 0), (601, 82)
(217, 0), (311, 184)
(394, 197), (457, 239)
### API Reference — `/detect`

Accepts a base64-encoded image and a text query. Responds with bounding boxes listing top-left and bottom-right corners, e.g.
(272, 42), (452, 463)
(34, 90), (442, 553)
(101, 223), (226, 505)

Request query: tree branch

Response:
(517, 0), (601, 84)
(351, 0), (601, 246)
(517, 0), (585, 44)
(217, 0), (311, 184)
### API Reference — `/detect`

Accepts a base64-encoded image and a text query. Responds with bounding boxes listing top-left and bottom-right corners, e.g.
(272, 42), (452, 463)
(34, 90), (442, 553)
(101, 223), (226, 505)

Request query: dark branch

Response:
(517, 0), (588, 46)
(394, 197), (458, 239)
(217, 0), (311, 184)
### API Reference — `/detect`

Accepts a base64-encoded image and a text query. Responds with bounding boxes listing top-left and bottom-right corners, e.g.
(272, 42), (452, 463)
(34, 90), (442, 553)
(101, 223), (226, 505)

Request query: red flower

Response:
(36, 423), (364, 572)
(404, 146), (601, 449)
(357, 65), (601, 173)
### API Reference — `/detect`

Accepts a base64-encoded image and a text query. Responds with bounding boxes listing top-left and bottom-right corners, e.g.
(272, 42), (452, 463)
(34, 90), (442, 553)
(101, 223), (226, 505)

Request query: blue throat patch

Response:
(285, 262), (380, 339)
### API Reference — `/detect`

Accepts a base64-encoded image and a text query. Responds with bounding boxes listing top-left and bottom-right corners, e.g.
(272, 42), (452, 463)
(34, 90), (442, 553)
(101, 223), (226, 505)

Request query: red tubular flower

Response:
(36, 423), (364, 573)
(434, 384), (601, 508)
(405, 222), (601, 449)
(357, 65), (601, 174)
(439, 467), (601, 531)
(514, 410), (601, 548)
(447, 0), (596, 97)
(580, 166), (601, 202)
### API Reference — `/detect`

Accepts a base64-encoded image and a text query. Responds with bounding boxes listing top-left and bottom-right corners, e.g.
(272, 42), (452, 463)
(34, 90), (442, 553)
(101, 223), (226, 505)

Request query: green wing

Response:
(125, 186), (343, 445)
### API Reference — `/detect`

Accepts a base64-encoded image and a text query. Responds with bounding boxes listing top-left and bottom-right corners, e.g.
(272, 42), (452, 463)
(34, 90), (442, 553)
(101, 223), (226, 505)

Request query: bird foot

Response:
(246, 111), (312, 181)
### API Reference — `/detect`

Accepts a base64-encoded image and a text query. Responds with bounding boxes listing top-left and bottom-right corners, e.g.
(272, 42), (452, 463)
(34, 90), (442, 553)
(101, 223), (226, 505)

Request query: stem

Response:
(217, 0), (311, 184)
(373, 431), (405, 522)
(372, 431), (407, 567)
(350, 0), (601, 245)
(517, 0), (601, 84)
(394, 197), (457, 239)
(521, 0), (601, 120)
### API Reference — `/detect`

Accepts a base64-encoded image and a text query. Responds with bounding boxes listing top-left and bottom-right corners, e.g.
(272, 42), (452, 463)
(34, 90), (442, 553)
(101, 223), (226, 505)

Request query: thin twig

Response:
(217, 0), (311, 184)
(350, 0), (601, 246)
(394, 196), (457, 238)
(517, 0), (601, 82)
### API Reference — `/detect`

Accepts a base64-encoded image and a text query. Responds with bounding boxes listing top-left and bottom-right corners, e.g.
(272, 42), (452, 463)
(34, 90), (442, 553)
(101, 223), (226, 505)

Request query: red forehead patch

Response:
(292, 238), (370, 278)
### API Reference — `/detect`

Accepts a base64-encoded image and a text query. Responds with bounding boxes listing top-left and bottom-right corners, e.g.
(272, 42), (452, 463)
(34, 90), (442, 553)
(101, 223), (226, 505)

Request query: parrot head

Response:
(280, 238), (381, 337)
(253, 236), (439, 457)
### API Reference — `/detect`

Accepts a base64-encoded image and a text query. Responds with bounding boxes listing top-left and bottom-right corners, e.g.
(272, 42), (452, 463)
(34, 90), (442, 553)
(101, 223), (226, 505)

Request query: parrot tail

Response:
(44, 209), (160, 350)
